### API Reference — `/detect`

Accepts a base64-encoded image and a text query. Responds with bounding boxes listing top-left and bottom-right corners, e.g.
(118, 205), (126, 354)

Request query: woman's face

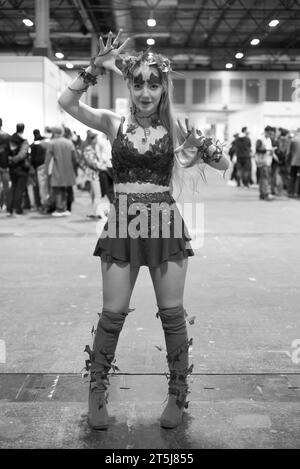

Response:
(130, 63), (163, 116)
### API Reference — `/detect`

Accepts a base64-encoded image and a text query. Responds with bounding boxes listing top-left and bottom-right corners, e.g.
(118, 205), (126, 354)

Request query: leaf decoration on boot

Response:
(85, 359), (92, 370)
(110, 358), (120, 374)
(97, 392), (109, 410)
(84, 344), (93, 357)
(100, 349), (116, 369)
(188, 315), (196, 325)
(167, 338), (192, 367)
(81, 367), (90, 379)
(111, 363), (120, 373)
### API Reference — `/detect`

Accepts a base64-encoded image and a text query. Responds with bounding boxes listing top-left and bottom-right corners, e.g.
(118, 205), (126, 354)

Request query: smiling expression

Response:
(129, 63), (163, 115)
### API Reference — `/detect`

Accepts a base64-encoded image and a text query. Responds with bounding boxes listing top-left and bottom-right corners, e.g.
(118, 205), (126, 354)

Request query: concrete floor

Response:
(0, 168), (300, 448)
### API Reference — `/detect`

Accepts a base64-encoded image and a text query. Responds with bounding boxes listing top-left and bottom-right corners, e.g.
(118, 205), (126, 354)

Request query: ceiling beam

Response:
(184, 0), (210, 47)
(203, 0), (236, 47)
(222, 0), (260, 45)
(70, 0), (94, 33)
(44, 47), (300, 57)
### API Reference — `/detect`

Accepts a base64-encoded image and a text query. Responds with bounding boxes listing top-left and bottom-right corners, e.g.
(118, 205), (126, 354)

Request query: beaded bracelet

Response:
(197, 137), (223, 163)
(78, 69), (98, 86)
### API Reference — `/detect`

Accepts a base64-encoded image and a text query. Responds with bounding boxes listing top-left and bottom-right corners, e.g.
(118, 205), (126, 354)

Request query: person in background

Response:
(255, 126), (275, 201)
(269, 126), (281, 196)
(41, 126), (54, 213)
(287, 128), (300, 198)
(44, 126), (76, 217)
(30, 129), (46, 211)
(81, 131), (103, 219)
(227, 132), (238, 186)
(234, 126), (252, 188)
(274, 128), (290, 196)
(0, 118), (11, 212)
(63, 126), (75, 213)
(7, 123), (30, 215)
(97, 132), (114, 204)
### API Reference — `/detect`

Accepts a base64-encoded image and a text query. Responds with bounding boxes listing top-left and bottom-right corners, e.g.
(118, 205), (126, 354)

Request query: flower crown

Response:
(121, 49), (172, 81)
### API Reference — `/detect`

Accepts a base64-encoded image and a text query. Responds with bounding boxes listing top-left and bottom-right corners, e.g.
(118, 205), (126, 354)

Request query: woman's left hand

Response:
(174, 118), (203, 153)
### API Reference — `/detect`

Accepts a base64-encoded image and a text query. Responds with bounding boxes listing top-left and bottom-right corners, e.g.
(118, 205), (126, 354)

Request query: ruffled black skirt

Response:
(93, 191), (194, 267)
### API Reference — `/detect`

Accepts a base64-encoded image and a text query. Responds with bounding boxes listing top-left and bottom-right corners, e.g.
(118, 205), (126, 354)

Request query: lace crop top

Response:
(111, 120), (174, 186)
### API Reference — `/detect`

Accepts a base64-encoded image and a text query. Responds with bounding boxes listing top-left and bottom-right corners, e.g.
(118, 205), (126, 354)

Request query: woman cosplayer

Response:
(58, 30), (229, 430)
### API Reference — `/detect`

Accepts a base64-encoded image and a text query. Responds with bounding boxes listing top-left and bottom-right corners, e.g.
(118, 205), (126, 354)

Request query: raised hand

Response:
(174, 118), (203, 153)
(91, 29), (131, 76)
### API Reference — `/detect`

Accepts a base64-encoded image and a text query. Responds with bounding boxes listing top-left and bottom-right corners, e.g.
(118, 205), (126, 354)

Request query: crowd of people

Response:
(228, 125), (300, 201)
(1, 117), (300, 219)
(0, 118), (114, 218)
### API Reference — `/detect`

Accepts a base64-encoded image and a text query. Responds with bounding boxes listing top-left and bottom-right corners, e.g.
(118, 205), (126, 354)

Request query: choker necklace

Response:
(135, 110), (157, 120)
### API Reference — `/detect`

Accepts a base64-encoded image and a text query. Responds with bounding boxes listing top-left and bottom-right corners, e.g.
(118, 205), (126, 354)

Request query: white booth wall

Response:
(0, 56), (91, 141)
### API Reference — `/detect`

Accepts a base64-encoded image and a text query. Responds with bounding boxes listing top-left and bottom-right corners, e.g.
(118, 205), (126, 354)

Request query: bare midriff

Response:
(114, 182), (170, 193)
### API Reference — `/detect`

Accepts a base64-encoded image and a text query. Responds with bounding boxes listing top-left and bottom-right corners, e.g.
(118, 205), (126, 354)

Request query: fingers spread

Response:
(118, 37), (131, 52)
(185, 118), (191, 132)
(106, 31), (113, 48)
(114, 29), (123, 44)
(99, 36), (105, 51)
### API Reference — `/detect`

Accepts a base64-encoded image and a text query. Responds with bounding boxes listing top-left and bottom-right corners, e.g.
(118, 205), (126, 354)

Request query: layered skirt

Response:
(93, 191), (194, 267)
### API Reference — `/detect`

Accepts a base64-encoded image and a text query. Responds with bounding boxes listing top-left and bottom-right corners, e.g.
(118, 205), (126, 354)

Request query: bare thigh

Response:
(149, 258), (188, 309)
(101, 261), (140, 313)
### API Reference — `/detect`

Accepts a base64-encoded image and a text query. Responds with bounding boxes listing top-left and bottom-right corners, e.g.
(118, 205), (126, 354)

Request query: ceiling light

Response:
(226, 63), (233, 69)
(23, 18), (34, 27)
(269, 19), (279, 27)
(147, 18), (156, 27)
(55, 52), (64, 59)
(250, 38), (260, 46)
(235, 52), (244, 59)
(66, 62), (74, 69)
(147, 38), (155, 45)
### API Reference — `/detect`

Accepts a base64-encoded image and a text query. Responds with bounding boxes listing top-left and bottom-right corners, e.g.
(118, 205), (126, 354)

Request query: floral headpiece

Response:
(121, 49), (172, 81)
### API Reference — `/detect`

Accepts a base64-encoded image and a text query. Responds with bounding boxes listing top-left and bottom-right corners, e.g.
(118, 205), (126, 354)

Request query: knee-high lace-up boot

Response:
(84, 309), (128, 430)
(157, 305), (193, 429)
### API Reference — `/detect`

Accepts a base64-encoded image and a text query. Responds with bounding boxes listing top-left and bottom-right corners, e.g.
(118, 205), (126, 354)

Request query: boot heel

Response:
(160, 395), (185, 429)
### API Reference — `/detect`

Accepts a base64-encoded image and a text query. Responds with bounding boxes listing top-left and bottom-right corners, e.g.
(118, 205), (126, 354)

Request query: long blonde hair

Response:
(153, 67), (206, 194)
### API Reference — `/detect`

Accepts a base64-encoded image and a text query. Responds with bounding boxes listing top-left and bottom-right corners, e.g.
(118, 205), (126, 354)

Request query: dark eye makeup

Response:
(133, 72), (162, 88)
(133, 73), (145, 85)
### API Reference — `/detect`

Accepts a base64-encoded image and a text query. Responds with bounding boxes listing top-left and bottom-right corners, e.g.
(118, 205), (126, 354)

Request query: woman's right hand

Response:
(89, 29), (130, 76)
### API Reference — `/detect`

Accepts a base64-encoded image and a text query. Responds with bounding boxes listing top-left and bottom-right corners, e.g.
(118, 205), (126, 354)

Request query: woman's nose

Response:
(141, 86), (150, 98)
